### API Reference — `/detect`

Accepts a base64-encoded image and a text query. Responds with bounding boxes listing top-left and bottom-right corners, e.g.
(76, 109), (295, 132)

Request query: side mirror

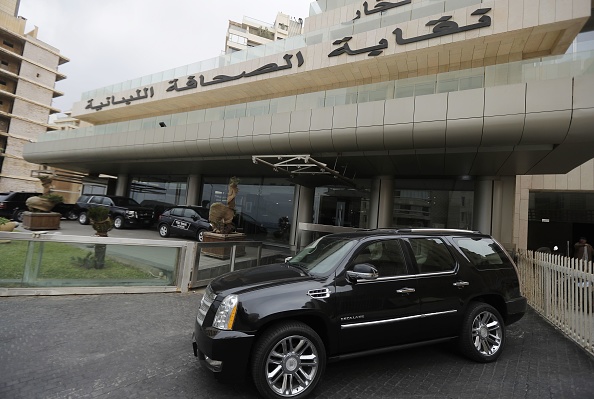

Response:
(192, 215), (198, 221)
(347, 263), (379, 283)
(284, 256), (292, 263)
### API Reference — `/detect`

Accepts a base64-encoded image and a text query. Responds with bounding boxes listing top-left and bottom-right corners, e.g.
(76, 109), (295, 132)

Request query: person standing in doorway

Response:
(573, 237), (593, 261)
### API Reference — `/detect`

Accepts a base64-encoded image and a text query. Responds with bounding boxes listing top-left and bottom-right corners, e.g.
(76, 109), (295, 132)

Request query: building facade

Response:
(25, 0), (594, 253)
(0, 0), (68, 192)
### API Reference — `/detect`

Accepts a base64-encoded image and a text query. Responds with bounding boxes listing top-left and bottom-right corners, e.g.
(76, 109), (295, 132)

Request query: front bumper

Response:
(193, 318), (255, 381)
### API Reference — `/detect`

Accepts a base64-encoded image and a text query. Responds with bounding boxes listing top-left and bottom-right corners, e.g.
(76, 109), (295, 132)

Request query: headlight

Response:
(212, 295), (238, 330)
(126, 210), (137, 217)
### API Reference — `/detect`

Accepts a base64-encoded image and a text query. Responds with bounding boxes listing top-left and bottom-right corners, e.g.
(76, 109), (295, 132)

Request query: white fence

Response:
(516, 250), (594, 356)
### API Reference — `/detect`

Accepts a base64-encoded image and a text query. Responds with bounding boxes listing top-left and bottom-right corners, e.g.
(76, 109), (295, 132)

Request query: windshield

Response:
(113, 197), (140, 207)
(288, 236), (357, 275)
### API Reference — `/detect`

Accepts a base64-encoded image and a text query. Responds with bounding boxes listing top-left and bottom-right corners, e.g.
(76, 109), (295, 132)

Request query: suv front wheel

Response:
(113, 216), (125, 229)
(251, 321), (326, 399)
(458, 302), (505, 363)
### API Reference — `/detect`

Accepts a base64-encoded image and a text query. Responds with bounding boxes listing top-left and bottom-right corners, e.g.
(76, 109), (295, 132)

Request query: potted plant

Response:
(88, 206), (113, 237)
(0, 216), (18, 232)
(22, 175), (63, 230)
(87, 206), (112, 269)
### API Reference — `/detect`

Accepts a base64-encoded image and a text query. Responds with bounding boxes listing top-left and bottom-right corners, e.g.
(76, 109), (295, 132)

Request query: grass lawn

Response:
(0, 240), (153, 280)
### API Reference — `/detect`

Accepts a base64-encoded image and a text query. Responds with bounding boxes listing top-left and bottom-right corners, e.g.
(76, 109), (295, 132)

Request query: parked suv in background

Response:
(0, 191), (41, 220)
(74, 194), (154, 229)
(193, 229), (527, 399)
(158, 205), (212, 241)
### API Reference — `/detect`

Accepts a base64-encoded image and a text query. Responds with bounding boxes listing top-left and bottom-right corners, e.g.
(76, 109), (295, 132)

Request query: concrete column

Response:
(186, 174), (201, 205)
(473, 177), (516, 249)
(289, 185), (314, 253)
(369, 176), (394, 229)
(494, 176), (516, 250)
(115, 174), (129, 197)
(473, 178), (493, 235)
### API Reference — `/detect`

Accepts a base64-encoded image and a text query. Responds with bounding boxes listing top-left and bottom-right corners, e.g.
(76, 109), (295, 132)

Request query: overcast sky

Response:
(18, 0), (312, 116)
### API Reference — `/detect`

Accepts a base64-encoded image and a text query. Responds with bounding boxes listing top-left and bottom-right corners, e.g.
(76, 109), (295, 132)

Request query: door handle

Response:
(453, 281), (469, 288)
(396, 287), (415, 294)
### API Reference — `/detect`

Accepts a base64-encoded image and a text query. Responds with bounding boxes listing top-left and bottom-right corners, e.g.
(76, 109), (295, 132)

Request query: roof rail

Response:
(396, 228), (481, 234)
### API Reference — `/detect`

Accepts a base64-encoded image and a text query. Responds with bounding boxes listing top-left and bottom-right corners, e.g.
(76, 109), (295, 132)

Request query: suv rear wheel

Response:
(458, 302), (505, 363)
(159, 224), (170, 238)
(251, 321), (326, 399)
(78, 212), (89, 225)
(12, 209), (25, 222)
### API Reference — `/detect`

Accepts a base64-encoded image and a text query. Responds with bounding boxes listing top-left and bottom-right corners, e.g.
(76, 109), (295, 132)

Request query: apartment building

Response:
(0, 0), (67, 192)
(226, 12), (304, 53)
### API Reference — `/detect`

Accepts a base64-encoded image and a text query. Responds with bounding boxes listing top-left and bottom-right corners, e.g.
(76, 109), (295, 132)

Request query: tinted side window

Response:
(101, 197), (113, 206)
(351, 239), (409, 277)
(454, 237), (512, 269)
(170, 208), (184, 217)
(408, 237), (455, 273)
(183, 209), (196, 218)
(89, 196), (103, 205)
(77, 195), (90, 204)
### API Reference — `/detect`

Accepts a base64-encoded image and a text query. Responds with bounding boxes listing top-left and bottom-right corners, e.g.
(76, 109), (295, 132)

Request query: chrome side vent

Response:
(197, 286), (217, 327)
(307, 288), (330, 299)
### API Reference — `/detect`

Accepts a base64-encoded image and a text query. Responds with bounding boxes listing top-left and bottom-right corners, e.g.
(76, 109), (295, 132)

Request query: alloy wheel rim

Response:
(265, 334), (318, 397)
(471, 310), (502, 356)
(160, 226), (168, 236)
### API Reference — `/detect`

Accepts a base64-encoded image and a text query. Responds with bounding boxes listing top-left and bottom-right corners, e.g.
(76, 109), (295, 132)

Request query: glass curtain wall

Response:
(392, 190), (474, 229)
(201, 177), (295, 243)
(313, 184), (371, 228)
(129, 175), (188, 210)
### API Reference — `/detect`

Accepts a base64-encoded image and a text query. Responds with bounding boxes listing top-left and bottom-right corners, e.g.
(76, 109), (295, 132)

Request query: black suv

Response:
(0, 191), (41, 220)
(158, 206), (212, 241)
(193, 229), (527, 399)
(74, 194), (154, 229)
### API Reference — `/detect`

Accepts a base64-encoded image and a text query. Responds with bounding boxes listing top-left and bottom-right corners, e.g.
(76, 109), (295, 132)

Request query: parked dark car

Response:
(0, 191), (41, 220)
(193, 229), (527, 399)
(0, 191), (77, 221)
(74, 194), (154, 229)
(158, 205), (212, 241)
(140, 199), (176, 222)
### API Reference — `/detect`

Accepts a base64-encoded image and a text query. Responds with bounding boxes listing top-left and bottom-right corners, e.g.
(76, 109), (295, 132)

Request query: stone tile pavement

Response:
(0, 292), (593, 399)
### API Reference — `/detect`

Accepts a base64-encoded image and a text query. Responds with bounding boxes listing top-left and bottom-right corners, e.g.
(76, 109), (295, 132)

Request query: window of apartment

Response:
(2, 40), (14, 48)
(278, 23), (288, 31)
(1, 61), (7, 66)
(0, 80), (6, 86)
(229, 34), (247, 45)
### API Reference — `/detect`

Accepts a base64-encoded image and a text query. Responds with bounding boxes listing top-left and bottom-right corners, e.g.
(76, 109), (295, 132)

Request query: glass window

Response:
(171, 208), (184, 217)
(351, 239), (409, 277)
(408, 237), (456, 273)
(454, 237), (512, 269)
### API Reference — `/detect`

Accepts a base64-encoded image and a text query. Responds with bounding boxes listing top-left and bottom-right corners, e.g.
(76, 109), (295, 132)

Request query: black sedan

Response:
(158, 206), (212, 241)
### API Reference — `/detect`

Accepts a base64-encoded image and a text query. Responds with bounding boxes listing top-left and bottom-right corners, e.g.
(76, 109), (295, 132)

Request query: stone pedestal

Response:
(202, 232), (246, 259)
(22, 212), (61, 230)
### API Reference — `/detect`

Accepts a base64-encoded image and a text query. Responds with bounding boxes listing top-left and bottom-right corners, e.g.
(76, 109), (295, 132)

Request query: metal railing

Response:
(0, 232), (271, 296)
(516, 250), (594, 356)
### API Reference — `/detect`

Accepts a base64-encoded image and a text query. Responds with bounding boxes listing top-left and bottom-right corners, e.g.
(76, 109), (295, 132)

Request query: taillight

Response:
(0, 202), (5, 209)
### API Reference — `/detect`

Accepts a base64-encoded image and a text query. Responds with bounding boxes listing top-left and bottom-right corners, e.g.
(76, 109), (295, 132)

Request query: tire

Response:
(196, 228), (206, 242)
(12, 209), (25, 222)
(159, 224), (170, 238)
(113, 216), (125, 229)
(251, 321), (326, 399)
(458, 302), (505, 363)
(78, 212), (89, 225)
(66, 210), (78, 221)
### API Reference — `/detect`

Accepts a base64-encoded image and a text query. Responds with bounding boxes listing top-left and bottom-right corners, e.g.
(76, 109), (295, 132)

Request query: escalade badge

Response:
(341, 315), (364, 321)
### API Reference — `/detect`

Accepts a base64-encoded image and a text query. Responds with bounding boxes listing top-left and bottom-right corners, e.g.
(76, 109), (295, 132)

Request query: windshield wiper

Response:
(286, 261), (310, 276)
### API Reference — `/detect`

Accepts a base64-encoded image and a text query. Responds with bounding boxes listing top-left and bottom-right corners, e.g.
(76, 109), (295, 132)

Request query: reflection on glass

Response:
(0, 241), (179, 288)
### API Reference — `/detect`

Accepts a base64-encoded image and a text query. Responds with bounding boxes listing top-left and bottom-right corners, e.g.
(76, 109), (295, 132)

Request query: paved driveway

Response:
(1, 293), (593, 399)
